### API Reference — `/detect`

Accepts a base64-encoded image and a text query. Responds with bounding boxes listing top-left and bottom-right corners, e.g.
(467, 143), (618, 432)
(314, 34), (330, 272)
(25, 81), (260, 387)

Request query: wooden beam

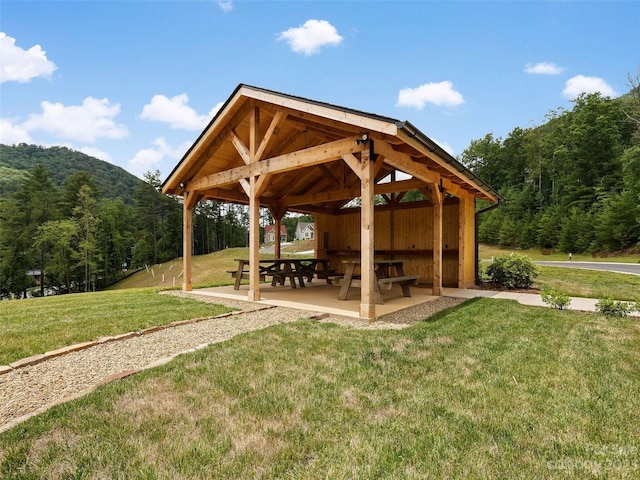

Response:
(255, 173), (271, 197)
(238, 178), (250, 196)
(250, 106), (259, 161)
(229, 130), (250, 164)
(376, 140), (438, 185)
(248, 175), (260, 301)
(182, 191), (194, 291)
(184, 189), (201, 210)
(458, 194), (466, 288)
(342, 153), (362, 179)
(188, 136), (366, 192)
(281, 177), (426, 208)
(432, 189), (443, 296)
(256, 111), (286, 161)
(397, 129), (498, 202)
(360, 143), (377, 319)
(241, 86), (399, 135)
(199, 187), (248, 204)
(164, 101), (253, 193)
(318, 163), (341, 188)
(274, 216), (282, 259)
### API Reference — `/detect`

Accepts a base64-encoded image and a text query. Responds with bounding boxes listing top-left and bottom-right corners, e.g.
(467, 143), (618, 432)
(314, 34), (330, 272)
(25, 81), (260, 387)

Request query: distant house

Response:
(26, 269), (42, 285)
(264, 224), (287, 243)
(295, 222), (314, 241)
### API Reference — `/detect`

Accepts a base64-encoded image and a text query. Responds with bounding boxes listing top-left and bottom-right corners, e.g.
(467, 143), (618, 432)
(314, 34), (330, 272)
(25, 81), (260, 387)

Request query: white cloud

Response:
(23, 97), (128, 143)
(76, 145), (113, 163)
(278, 19), (343, 55)
(218, 1), (233, 12)
(0, 118), (32, 144)
(524, 62), (563, 75)
(562, 75), (616, 99)
(140, 94), (221, 130)
(396, 81), (465, 109)
(0, 32), (57, 83)
(0, 32), (58, 83)
(128, 137), (190, 178)
(432, 138), (455, 156)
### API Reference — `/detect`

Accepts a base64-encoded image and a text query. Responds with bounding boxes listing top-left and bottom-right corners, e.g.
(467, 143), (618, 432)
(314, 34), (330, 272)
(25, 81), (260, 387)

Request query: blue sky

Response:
(1, 1), (638, 180)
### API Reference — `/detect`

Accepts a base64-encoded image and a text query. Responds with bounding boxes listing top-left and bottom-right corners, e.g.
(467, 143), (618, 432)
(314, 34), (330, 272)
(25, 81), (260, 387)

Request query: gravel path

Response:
(0, 293), (465, 433)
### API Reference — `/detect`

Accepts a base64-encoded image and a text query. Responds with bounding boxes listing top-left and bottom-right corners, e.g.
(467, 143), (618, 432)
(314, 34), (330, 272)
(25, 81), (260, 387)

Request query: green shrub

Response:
(486, 254), (539, 289)
(595, 298), (633, 317)
(541, 289), (572, 310)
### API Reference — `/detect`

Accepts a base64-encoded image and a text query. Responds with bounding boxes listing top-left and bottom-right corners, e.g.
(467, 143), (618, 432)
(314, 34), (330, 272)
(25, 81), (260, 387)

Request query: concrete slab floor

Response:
(193, 281), (440, 319)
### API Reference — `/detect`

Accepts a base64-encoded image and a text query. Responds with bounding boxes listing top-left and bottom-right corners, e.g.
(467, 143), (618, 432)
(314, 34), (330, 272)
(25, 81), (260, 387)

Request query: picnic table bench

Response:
(337, 260), (418, 304)
(230, 258), (335, 290)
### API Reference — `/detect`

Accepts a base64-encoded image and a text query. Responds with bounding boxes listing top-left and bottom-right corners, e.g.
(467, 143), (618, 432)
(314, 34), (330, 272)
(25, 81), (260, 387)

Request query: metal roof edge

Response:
(240, 84), (402, 125)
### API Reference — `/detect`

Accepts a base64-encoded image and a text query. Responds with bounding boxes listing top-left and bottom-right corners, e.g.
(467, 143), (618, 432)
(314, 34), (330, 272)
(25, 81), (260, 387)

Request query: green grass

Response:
(2, 299), (639, 478)
(479, 244), (640, 263)
(109, 247), (252, 290)
(537, 266), (640, 301)
(0, 289), (233, 365)
(109, 246), (310, 290)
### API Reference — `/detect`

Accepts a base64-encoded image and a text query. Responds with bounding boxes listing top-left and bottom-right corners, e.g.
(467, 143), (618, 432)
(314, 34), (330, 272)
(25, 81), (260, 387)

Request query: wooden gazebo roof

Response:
(162, 84), (498, 211)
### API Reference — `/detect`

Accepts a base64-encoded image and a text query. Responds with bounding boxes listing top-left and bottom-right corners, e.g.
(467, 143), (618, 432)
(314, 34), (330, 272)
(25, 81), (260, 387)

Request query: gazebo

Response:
(162, 84), (499, 319)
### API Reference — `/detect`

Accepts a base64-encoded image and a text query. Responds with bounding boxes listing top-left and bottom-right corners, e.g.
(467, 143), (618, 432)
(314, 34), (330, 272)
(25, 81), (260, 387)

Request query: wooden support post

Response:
(274, 216), (282, 259)
(458, 194), (465, 288)
(360, 142), (376, 319)
(182, 191), (194, 291)
(432, 186), (443, 296)
(248, 175), (261, 301)
(248, 106), (261, 301)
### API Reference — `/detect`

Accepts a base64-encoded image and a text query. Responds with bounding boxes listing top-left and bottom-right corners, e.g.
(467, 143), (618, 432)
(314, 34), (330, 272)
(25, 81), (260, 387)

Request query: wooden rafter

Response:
(178, 101), (253, 185)
(188, 136), (366, 192)
(256, 111), (286, 161)
(281, 177), (426, 208)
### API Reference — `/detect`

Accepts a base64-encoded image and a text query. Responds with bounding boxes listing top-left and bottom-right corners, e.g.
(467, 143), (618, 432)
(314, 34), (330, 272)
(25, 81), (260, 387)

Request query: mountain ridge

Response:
(0, 143), (143, 205)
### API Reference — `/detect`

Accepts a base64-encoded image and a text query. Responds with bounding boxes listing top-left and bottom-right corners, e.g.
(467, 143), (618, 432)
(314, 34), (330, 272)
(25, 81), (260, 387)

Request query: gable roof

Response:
(162, 84), (499, 213)
(265, 224), (287, 235)
(296, 221), (314, 232)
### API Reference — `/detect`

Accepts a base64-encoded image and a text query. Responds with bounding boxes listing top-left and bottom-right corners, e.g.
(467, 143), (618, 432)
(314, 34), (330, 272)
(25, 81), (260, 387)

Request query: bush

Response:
(595, 298), (633, 317)
(486, 254), (539, 289)
(541, 289), (572, 310)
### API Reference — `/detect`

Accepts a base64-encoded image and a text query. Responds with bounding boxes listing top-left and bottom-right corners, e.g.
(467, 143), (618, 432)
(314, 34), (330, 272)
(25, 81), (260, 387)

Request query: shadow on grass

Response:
(420, 297), (482, 324)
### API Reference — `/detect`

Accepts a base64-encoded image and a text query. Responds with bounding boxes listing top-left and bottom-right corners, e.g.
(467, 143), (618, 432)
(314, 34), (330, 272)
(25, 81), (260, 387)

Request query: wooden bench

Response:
(270, 271), (305, 288)
(377, 275), (419, 296)
(307, 268), (337, 283)
(326, 274), (345, 286)
(296, 260), (336, 284)
(227, 270), (266, 289)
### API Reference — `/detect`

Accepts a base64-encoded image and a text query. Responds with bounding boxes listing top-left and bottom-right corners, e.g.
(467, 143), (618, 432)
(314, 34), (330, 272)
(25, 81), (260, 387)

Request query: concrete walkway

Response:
(444, 288), (640, 317)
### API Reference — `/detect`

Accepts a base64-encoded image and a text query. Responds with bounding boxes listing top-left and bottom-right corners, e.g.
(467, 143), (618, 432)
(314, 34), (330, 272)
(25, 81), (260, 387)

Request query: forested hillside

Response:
(0, 145), (266, 298)
(463, 91), (640, 253)
(0, 144), (142, 204)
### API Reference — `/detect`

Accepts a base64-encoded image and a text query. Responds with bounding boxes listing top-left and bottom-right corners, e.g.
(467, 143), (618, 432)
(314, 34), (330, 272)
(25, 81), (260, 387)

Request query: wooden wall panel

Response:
(316, 198), (469, 287)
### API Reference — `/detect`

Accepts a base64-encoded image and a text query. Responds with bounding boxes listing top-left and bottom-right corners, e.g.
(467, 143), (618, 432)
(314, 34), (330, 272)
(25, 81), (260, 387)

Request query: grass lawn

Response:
(110, 246), (310, 290)
(479, 244), (640, 263)
(0, 289), (233, 365)
(537, 266), (640, 301)
(2, 299), (639, 478)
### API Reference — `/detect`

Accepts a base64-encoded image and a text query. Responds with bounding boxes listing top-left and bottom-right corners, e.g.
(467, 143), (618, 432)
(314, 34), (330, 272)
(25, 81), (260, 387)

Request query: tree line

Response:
(463, 91), (640, 254)
(0, 165), (258, 298)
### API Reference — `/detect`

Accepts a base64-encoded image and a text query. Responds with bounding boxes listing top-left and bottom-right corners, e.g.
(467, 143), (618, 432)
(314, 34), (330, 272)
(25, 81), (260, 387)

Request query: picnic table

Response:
(337, 260), (419, 304)
(229, 258), (334, 290)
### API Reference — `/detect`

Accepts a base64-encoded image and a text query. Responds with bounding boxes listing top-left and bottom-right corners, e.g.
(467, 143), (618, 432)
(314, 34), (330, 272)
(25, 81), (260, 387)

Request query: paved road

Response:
(259, 242), (292, 254)
(535, 261), (640, 276)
